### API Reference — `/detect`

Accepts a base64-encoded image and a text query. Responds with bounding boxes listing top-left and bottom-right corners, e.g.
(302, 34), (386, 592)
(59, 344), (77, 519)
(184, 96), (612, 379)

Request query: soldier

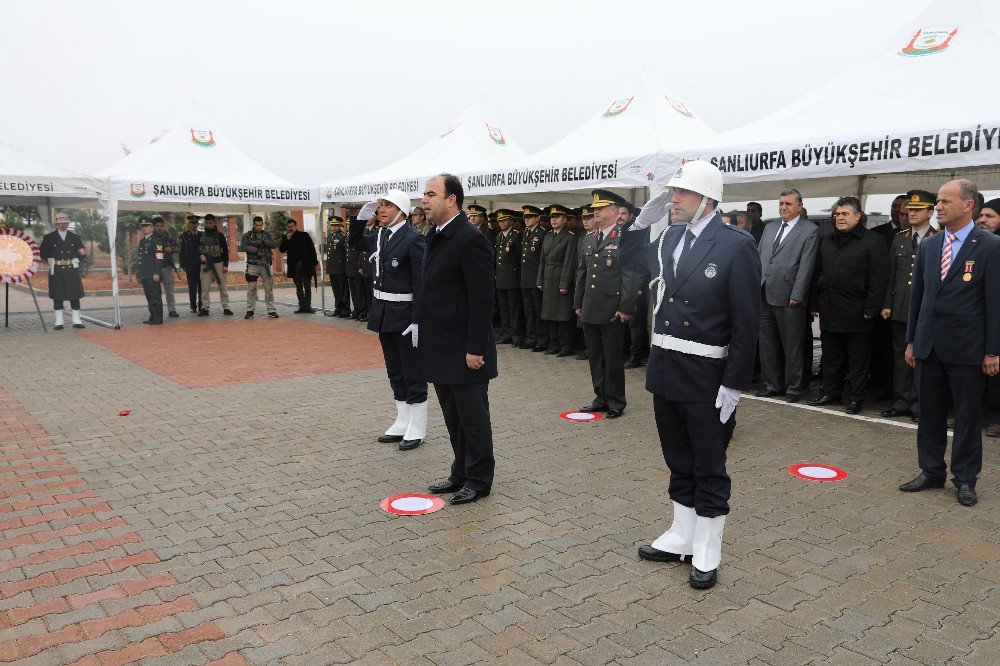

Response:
(345, 216), (366, 320)
(135, 219), (164, 325)
(39, 212), (87, 330)
(178, 215), (202, 313)
(574, 191), (641, 416)
(494, 209), (524, 346)
(198, 214), (232, 316)
(880, 190), (936, 421)
(358, 215), (377, 320)
(325, 217), (350, 317)
(151, 216), (179, 318)
(468, 204), (496, 246)
(409, 206), (432, 236)
(239, 215), (279, 319)
(520, 205), (547, 352)
(537, 204), (579, 357)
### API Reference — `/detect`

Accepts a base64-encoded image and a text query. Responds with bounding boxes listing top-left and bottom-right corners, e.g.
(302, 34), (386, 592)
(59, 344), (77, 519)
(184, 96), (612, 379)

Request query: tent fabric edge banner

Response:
(110, 179), (317, 206)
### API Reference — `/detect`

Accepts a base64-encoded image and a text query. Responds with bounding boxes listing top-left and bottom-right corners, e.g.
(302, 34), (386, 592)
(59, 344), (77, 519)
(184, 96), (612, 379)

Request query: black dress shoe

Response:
(198, 309), (209, 317)
(450, 487), (489, 504)
(556, 350), (573, 357)
(637, 545), (683, 563)
(142, 320), (151, 325)
(223, 309), (234, 316)
(899, 473), (946, 492)
(575, 353), (588, 360)
(807, 394), (841, 406)
(846, 401), (862, 415)
(168, 311), (179, 318)
(531, 345), (547, 352)
(377, 434), (404, 443)
(624, 358), (643, 369)
(581, 404), (608, 413)
(358, 315), (368, 322)
(957, 484), (978, 506)
(399, 438), (423, 451)
(268, 312), (279, 319)
(880, 407), (912, 418)
(911, 413), (920, 423)
(754, 388), (785, 398)
(428, 479), (463, 493)
(245, 312), (254, 319)
(784, 393), (801, 403)
(544, 348), (559, 355)
(517, 343), (531, 350)
(498, 337), (512, 345)
(690, 567), (717, 589)
(606, 408), (624, 419)
(190, 307), (198, 313)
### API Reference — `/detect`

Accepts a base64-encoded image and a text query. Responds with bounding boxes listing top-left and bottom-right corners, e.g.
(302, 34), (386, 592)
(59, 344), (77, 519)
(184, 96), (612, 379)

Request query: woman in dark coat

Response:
(808, 196), (889, 413)
(536, 205), (578, 356)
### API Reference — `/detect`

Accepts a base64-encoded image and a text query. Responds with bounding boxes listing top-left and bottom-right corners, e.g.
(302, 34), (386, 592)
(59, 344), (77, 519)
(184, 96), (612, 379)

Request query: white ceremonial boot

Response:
(53, 309), (64, 330)
(640, 501), (697, 562)
(690, 514), (727, 589)
(378, 401), (409, 443)
(400, 401), (427, 450)
(70, 309), (85, 329)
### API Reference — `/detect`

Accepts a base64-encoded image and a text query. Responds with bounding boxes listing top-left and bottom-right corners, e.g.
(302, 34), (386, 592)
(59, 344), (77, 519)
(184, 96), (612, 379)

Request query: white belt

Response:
(374, 289), (413, 302)
(651, 333), (728, 359)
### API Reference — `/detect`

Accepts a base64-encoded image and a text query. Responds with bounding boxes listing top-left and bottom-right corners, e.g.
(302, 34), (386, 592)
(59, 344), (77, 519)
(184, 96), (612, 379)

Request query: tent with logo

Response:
(319, 102), (530, 204)
(670, 0), (1000, 202)
(460, 65), (718, 204)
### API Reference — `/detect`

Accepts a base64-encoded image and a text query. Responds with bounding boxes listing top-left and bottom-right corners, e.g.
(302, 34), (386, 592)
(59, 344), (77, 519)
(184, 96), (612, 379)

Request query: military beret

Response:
(548, 204), (573, 217)
(904, 190), (936, 209)
(522, 205), (544, 217)
(591, 188), (629, 209)
(467, 204), (488, 216)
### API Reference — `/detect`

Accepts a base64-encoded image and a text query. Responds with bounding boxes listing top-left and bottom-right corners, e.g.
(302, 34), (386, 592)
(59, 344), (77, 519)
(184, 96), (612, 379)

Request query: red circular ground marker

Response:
(559, 411), (604, 422)
(789, 463), (848, 482)
(380, 493), (446, 516)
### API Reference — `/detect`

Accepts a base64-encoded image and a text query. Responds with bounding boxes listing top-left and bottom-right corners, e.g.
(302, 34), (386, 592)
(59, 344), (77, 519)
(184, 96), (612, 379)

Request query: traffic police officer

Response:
(350, 190), (429, 450)
(326, 216), (350, 317)
(880, 190), (936, 420)
(135, 218), (165, 325)
(520, 205), (547, 351)
(494, 209), (524, 346)
(574, 190), (641, 417)
(621, 160), (761, 589)
(39, 212), (87, 330)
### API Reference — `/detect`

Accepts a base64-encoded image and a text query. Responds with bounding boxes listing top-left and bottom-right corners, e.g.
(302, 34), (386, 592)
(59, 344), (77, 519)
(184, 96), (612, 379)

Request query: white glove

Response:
(48, 258), (55, 275)
(631, 191), (672, 231)
(358, 201), (378, 221)
(714, 386), (740, 424)
(71, 258), (80, 269)
(402, 324), (418, 348)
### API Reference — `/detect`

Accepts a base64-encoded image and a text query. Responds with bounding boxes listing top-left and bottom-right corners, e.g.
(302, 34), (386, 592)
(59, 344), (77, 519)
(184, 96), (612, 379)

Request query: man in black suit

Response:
(901, 179), (1000, 507)
(350, 189), (428, 450)
(278, 219), (319, 313)
(417, 174), (498, 505)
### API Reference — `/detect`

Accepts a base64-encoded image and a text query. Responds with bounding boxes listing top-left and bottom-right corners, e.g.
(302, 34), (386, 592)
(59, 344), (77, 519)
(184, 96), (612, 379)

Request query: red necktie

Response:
(940, 233), (954, 281)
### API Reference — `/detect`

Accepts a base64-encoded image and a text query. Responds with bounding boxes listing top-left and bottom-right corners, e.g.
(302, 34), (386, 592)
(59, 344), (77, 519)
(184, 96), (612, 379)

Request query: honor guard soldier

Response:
(39, 212), (87, 330)
(537, 204), (578, 357)
(520, 205), (547, 351)
(178, 215), (202, 312)
(574, 191), (641, 416)
(880, 190), (936, 421)
(351, 190), (429, 450)
(326, 216), (350, 317)
(135, 218), (164, 325)
(494, 209), (524, 346)
(621, 161), (761, 589)
(239, 216), (279, 319)
(198, 214), (232, 316)
(468, 204), (496, 247)
(151, 216), (179, 317)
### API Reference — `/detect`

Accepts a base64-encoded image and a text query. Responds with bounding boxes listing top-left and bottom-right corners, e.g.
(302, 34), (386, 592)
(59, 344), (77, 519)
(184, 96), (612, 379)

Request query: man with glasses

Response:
(151, 216), (179, 318)
(178, 215), (203, 313)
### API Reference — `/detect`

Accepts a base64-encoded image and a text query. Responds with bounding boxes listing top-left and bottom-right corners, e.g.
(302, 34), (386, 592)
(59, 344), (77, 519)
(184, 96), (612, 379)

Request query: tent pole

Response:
(319, 202), (328, 315)
(104, 197), (122, 328)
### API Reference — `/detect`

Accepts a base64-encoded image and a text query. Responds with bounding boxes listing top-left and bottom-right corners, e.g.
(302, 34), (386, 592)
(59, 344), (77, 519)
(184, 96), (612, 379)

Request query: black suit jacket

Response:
(278, 231), (317, 278)
(907, 222), (1000, 364)
(416, 212), (498, 385)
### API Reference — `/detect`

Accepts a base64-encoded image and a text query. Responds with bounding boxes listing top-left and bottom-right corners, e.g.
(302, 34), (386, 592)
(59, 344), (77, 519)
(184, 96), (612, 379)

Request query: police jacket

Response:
(349, 219), (425, 334)
(494, 229), (521, 290)
(809, 224), (888, 333)
(907, 222), (1000, 365)
(520, 226), (545, 290)
(883, 227), (934, 323)
(620, 213), (762, 403)
(573, 223), (640, 325)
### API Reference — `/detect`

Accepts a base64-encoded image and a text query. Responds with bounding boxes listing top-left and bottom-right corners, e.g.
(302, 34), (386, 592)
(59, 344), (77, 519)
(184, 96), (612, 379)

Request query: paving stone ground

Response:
(1, 301), (998, 665)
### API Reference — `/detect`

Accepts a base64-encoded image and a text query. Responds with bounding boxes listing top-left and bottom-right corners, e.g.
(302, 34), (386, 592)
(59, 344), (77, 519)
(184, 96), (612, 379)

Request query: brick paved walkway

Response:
(1, 311), (998, 664)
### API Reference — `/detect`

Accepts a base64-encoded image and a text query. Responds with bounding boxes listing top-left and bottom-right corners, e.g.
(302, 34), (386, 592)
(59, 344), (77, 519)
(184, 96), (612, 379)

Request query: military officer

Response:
(520, 205), (547, 352)
(358, 215), (377, 321)
(468, 204), (497, 247)
(135, 219), (164, 325)
(574, 191), (641, 416)
(880, 190), (936, 420)
(326, 216), (350, 317)
(39, 212), (87, 330)
(151, 216), (179, 318)
(493, 209), (524, 346)
(574, 206), (598, 360)
(345, 215), (365, 319)
(537, 204), (579, 357)
(198, 214), (232, 316)
(622, 161), (761, 590)
(409, 206), (432, 236)
(178, 215), (202, 312)
(239, 215), (279, 319)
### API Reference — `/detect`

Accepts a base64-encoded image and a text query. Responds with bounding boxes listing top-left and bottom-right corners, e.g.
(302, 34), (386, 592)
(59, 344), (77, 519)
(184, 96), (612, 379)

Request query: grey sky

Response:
(2, 0), (932, 214)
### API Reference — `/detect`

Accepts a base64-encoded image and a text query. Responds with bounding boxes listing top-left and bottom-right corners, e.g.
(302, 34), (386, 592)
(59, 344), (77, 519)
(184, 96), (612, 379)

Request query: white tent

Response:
(320, 103), (530, 203)
(460, 65), (717, 202)
(675, 0), (1000, 201)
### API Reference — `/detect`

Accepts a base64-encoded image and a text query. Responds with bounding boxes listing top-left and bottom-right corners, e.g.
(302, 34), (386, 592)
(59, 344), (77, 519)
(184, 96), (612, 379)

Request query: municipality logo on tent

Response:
(899, 27), (958, 57)
(485, 123), (507, 146)
(602, 96), (634, 118)
(129, 183), (147, 199)
(665, 96), (695, 118)
(190, 128), (217, 148)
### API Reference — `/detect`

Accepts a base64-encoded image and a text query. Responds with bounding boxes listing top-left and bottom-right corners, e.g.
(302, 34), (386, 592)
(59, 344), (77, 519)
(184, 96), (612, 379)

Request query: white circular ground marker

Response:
(789, 463), (847, 482)
(560, 411), (603, 422)
(380, 493), (445, 516)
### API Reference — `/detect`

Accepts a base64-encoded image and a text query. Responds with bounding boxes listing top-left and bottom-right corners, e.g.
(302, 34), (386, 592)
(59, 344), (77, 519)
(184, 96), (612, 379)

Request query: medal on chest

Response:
(964, 260), (974, 281)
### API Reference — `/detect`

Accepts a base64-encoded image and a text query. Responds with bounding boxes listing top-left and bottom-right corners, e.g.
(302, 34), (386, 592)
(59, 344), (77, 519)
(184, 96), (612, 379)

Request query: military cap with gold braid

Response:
(522, 205), (543, 217)
(467, 204), (488, 216)
(328, 215), (344, 224)
(548, 204), (573, 217)
(580, 205), (594, 218)
(495, 209), (520, 222)
(590, 188), (629, 209)
(904, 189), (936, 209)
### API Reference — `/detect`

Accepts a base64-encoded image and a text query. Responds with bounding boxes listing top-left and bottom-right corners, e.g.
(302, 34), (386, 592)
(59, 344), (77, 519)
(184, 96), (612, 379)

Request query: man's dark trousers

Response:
(142, 279), (163, 323)
(583, 321), (626, 410)
(917, 349), (984, 486)
(293, 263), (312, 309)
(185, 268), (201, 310)
(435, 382), (494, 492)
